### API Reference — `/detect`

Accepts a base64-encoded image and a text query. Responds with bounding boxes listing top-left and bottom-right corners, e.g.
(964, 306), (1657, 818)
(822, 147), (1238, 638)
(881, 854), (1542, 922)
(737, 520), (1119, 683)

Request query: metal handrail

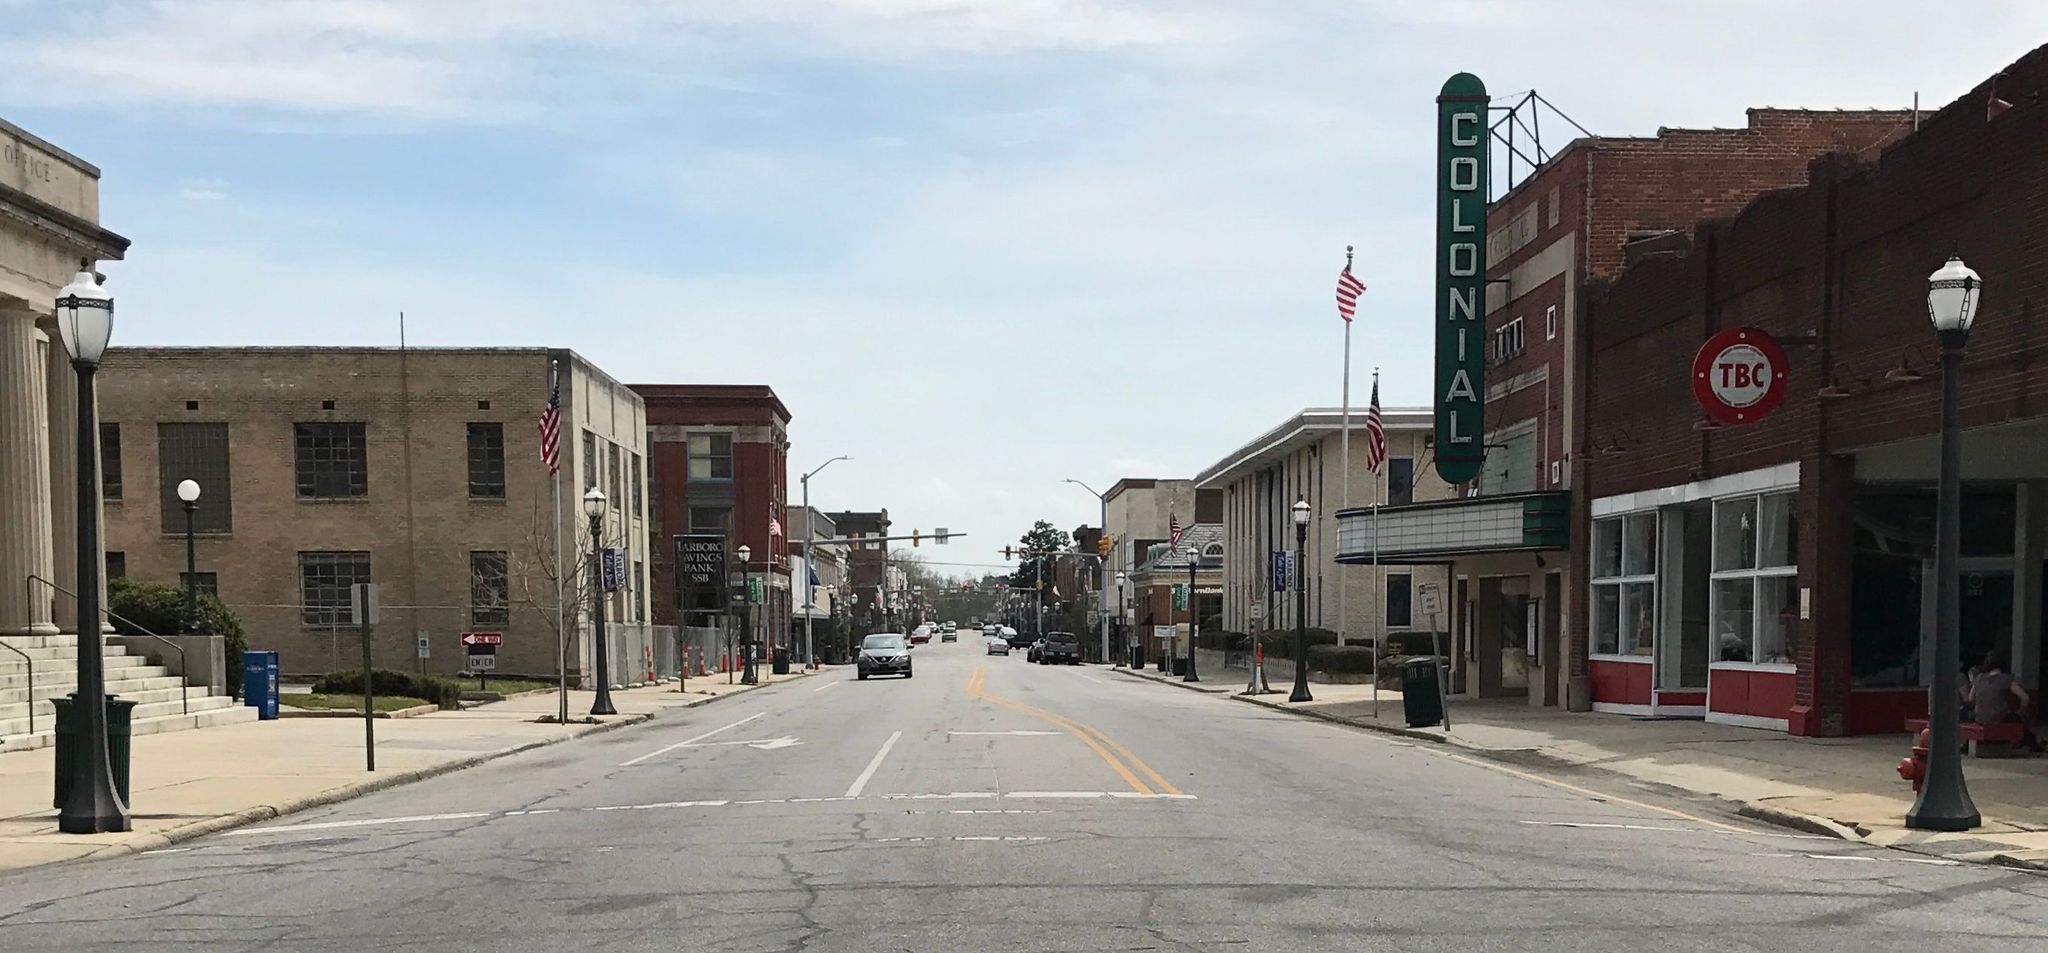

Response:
(0, 638), (31, 736)
(26, 575), (189, 716)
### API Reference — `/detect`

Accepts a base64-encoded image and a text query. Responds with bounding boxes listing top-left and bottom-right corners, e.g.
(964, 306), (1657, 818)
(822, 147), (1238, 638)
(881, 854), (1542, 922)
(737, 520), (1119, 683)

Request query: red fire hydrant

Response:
(1896, 728), (1931, 792)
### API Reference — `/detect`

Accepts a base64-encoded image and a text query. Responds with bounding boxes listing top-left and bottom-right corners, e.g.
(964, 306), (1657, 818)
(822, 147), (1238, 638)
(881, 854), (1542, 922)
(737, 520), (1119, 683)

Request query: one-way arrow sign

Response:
(460, 632), (504, 646)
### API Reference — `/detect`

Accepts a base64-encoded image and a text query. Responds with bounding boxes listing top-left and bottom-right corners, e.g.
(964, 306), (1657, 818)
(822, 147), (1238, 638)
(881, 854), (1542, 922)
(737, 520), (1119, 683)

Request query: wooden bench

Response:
(1904, 717), (2028, 757)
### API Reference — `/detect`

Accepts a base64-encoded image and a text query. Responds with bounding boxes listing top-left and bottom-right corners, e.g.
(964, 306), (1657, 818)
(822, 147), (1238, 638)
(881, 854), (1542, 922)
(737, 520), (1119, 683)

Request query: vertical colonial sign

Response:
(1434, 72), (1490, 484)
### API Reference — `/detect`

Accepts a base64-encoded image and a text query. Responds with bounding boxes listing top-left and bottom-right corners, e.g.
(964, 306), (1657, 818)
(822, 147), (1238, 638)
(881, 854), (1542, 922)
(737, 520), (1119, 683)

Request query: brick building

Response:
(1574, 47), (2048, 734)
(98, 347), (652, 679)
(635, 385), (791, 655)
(825, 509), (891, 633)
(1337, 105), (1917, 710)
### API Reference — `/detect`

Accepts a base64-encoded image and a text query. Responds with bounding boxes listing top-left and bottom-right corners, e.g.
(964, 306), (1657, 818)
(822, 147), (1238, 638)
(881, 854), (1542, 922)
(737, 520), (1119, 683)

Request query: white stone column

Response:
(43, 321), (79, 633)
(0, 306), (57, 635)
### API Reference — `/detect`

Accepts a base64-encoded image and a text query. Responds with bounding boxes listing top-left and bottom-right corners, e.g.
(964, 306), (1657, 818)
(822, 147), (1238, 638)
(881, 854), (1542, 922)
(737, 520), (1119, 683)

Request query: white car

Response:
(986, 636), (1010, 656)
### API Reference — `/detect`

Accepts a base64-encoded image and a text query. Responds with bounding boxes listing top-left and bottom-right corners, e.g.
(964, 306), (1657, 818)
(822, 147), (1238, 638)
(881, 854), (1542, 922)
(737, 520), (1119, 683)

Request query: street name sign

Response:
(1435, 72), (1491, 484)
(1691, 326), (1789, 425)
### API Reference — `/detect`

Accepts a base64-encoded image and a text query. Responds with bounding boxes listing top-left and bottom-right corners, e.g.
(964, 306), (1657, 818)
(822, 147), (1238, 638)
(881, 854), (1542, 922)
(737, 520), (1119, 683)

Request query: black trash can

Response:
(1401, 657), (1444, 728)
(1130, 642), (1145, 669)
(52, 695), (137, 809)
(771, 646), (791, 675)
(1171, 656), (1187, 676)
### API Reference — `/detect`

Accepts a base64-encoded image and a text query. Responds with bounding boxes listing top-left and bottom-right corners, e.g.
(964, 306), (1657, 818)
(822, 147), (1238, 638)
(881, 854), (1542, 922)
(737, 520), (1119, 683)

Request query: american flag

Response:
(1336, 266), (1366, 323)
(538, 366), (561, 475)
(768, 502), (783, 538)
(1363, 376), (1387, 474)
(1168, 513), (1183, 552)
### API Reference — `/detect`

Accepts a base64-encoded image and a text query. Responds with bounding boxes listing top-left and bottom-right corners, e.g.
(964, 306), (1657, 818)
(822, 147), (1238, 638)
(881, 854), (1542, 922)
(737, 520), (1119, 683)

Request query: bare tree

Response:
(495, 493), (629, 721)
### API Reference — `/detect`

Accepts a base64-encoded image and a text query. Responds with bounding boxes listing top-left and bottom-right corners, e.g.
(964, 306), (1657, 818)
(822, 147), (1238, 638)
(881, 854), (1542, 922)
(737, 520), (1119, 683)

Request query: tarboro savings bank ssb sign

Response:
(1434, 72), (1490, 484)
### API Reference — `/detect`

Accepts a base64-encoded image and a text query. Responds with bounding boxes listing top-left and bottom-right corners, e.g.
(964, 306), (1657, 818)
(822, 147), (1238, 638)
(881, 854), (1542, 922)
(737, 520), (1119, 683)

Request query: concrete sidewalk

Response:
(1116, 663), (2048, 871)
(0, 670), (809, 870)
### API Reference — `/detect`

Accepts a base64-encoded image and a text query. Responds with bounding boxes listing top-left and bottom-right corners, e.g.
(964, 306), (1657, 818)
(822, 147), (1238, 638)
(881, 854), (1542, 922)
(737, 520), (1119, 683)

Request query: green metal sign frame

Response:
(1435, 72), (1489, 484)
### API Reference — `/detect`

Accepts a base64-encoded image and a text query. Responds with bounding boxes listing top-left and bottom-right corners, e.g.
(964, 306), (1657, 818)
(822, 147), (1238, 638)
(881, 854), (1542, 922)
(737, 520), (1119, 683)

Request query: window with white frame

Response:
(1490, 317), (1525, 366)
(1545, 305), (1558, 341)
(1590, 512), (1656, 656)
(1710, 492), (1797, 665)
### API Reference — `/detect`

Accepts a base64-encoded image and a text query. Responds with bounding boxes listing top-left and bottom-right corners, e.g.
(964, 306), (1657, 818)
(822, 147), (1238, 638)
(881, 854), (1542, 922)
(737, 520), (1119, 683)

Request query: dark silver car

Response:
(857, 634), (913, 680)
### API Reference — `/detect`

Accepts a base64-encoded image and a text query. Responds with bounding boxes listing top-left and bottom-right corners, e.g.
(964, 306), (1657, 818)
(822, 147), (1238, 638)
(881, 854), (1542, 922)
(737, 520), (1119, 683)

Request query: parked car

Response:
(986, 637), (1010, 656)
(1003, 626), (1034, 650)
(1025, 639), (1043, 662)
(983, 623), (1002, 637)
(1038, 631), (1081, 665)
(857, 634), (913, 680)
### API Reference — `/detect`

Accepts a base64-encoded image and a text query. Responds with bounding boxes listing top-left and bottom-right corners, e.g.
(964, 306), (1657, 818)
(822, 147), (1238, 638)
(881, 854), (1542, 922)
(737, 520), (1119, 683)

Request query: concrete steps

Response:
(0, 633), (254, 750)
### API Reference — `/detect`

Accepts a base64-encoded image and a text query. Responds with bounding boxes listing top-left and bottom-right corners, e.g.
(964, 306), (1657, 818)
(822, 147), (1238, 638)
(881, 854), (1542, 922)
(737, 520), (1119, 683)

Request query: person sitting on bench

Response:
(1965, 649), (2040, 753)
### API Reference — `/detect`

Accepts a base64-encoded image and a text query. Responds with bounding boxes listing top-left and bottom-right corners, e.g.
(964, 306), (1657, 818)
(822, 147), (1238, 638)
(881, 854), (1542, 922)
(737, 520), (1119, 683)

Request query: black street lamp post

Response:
(54, 264), (129, 834)
(1907, 256), (1983, 832)
(177, 479), (201, 632)
(738, 545), (758, 685)
(1289, 496), (1313, 704)
(584, 488), (617, 716)
(1183, 544), (1200, 683)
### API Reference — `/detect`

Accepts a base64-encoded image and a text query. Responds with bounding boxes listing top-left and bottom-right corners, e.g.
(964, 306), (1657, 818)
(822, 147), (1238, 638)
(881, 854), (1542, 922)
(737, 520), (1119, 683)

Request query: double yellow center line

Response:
(965, 665), (1180, 796)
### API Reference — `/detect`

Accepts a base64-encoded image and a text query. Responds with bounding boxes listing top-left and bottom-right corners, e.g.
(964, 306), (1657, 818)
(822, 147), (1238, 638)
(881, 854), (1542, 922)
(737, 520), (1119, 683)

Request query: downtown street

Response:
(3, 639), (2043, 952)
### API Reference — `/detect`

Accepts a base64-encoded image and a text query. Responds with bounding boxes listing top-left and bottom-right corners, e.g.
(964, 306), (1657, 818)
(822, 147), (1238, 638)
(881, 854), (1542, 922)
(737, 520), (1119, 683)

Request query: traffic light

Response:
(1004, 545), (1013, 560)
(912, 529), (921, 548)
(1097, 534), (1113, 556)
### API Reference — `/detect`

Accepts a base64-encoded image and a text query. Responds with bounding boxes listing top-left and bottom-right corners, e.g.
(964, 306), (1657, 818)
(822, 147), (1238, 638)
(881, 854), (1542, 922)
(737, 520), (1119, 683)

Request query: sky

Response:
(3, 0), (2044, 575)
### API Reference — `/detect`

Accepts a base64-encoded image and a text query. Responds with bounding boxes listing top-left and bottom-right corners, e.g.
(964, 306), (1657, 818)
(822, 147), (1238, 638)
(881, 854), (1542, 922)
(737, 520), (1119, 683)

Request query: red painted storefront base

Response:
(1845, 689), (1926, 736)
(1589, 658), (1652, 707)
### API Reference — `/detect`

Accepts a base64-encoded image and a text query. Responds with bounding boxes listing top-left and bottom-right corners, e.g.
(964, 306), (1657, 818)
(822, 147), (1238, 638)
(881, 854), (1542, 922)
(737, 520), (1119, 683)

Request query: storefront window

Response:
(1714, 497), (1757, 571)
(1622, 582), (1654, 656)
(1593, 584), (1620, 655)
(1710, 492), (1797, 665)
(1591, 512), (1655, 657)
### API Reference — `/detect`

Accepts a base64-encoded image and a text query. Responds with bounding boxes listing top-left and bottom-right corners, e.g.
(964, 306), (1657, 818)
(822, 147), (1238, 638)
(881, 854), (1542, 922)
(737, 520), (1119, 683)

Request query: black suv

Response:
(1037, 631), (1081, 665)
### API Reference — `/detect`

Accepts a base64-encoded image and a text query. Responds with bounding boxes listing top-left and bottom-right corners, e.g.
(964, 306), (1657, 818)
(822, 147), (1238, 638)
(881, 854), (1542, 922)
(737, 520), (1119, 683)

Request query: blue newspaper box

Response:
(242, 651), (279, 720)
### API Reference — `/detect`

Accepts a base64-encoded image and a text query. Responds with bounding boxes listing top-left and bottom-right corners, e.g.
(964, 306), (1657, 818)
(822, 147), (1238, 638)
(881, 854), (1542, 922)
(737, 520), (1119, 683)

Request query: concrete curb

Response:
(1106, 667), (1236, 696)
(1735, 803), (1862, 841)
(68, 711), (655, 866)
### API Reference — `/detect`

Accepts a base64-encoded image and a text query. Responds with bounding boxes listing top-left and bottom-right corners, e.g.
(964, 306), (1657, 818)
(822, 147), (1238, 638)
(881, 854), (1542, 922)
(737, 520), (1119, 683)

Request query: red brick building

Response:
(1340, 103), (1916, 712)
(1574, 47), (2048, 734)
(635, 385), (791, 651)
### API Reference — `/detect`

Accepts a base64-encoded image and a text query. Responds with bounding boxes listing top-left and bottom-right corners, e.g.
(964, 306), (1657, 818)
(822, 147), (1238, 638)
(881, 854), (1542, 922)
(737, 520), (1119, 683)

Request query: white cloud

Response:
(177, 179), (229, 202)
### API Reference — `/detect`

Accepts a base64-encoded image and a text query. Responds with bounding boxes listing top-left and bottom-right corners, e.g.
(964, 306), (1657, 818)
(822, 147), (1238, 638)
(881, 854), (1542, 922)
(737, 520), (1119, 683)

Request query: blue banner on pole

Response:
(601, 548), (624, 592)
(1270, 550), (1291, 593)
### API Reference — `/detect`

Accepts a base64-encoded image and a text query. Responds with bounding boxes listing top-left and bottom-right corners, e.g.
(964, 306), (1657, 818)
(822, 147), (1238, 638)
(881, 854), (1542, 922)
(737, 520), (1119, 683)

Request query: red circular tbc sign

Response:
(1691, 327), (1789, 425)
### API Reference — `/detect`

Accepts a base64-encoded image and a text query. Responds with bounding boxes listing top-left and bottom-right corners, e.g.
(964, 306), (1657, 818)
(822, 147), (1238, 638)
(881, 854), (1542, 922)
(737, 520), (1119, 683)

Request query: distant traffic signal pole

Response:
(1062, 478), (1115, 664)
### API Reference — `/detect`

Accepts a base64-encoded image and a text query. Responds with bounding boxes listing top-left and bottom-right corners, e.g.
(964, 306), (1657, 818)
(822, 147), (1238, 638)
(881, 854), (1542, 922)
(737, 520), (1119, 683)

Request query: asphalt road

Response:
(3, 639), (2045, 951)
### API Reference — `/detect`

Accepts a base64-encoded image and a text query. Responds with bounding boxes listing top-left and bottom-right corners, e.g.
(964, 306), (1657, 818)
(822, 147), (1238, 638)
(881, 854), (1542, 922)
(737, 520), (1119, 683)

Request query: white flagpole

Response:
(551, 360), (568, 725)
(1339, 246), (1354, 648)
(1372, 368), (1382, 722)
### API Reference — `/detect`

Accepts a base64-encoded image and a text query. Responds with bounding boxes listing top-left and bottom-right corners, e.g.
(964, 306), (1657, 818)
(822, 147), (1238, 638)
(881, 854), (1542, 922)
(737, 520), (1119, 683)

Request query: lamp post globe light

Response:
(583, 488), (617, 716)
(1906, 256), (1983, 832)
(737, 545), (757, 685)
(54, 264), (129, 834)
(1289, 496), (1313, 704)
(177, 479), (202, 633)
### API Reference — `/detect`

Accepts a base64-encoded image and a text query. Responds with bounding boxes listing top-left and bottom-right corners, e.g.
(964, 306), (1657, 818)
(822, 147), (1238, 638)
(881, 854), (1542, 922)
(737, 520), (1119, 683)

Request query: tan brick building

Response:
(96, 347), (652, 680)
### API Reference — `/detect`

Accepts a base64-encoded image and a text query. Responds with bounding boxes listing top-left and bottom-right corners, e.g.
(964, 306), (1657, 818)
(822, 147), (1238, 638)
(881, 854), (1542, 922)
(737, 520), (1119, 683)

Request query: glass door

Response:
(1919, 557), (2013, 685)
(1656, 504), (1711, 707)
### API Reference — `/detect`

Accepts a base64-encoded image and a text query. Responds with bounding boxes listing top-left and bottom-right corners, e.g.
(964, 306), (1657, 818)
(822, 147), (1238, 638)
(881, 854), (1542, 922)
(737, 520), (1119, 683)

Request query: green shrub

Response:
(313, 669), (464, 709)
(1255, 627), (1340, 659)
(108, 576), (250, 698)
(1305, 644), (1377, 674)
